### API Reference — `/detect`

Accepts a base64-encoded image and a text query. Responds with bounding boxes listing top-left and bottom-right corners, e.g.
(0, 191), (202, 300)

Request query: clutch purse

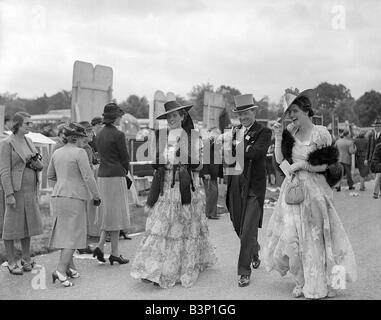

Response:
(284, 174), (304, 205)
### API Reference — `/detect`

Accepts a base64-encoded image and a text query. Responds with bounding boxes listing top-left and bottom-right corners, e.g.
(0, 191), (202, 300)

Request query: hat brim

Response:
(284, 89), (316, 113)
(232, 105), (259, 113)
(64, 131), (87, 137)
(156, 105), (193, 120)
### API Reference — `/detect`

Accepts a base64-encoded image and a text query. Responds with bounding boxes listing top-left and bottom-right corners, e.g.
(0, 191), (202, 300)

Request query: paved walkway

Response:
(0, 181), (380, 300)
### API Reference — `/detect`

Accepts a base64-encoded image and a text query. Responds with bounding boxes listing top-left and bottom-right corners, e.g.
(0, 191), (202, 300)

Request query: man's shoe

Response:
(238, 275), (250, 287)
(251, 256), (261, 269)
(348, 186), (355, 190)
(335, 187), (341, 192)
(208, 216), (219, 220)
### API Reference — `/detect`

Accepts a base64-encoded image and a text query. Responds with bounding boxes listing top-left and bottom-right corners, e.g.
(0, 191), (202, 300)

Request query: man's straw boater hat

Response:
(156, 101), (193, 120)
(232, 94), (259, 113)
(282, 88), (316, 114)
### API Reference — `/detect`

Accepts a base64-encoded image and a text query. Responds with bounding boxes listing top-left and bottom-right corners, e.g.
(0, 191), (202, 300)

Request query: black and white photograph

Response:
(0, 0), (380, 308)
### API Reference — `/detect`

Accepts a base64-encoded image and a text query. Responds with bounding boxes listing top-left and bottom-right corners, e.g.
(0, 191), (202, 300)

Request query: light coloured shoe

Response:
(292, 285), (303, 298)
(66, 268), (80, 279)
(327, 289), (337, 298)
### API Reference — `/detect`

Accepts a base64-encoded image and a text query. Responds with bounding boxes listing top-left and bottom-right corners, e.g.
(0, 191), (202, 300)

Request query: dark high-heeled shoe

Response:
(109, 254), (129, 265)
(93, 247), (106, 263)
(120, 230), (131, 240)
(52, 271), (74, 287)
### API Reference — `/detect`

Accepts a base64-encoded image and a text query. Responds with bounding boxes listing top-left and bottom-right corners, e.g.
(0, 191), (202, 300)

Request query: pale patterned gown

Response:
(130, 130), (217, 288)
(264, 125), (357, 299)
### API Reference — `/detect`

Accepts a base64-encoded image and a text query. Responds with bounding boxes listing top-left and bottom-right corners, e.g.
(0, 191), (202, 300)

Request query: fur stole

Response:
(275, 129), (342, 187)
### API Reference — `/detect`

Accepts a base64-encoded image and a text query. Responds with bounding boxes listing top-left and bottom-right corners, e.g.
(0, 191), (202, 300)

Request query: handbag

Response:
(26, 153), (44, 171)
(284, 174), (304, 205)
(25, 139), (43, 172)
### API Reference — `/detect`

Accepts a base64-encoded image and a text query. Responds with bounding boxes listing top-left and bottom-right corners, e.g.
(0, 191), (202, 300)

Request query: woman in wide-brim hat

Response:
(131, 100), (217, 288)
(48, 122), (101, 287)
(264, 88), (357, 299)
(92, 103), (131, 265)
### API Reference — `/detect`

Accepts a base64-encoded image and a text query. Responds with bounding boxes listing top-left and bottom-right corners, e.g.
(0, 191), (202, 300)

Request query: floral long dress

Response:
(130, 135), (217, 288)
(264, 125), (357, 299)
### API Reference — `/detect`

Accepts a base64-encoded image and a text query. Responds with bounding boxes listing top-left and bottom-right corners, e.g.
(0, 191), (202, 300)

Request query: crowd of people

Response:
(1, 89), (381, 299)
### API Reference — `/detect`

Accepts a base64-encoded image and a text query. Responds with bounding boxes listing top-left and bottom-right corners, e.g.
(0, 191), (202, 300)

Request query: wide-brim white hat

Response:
(282, 89), (316, 115)
(232, 94), (259, 113)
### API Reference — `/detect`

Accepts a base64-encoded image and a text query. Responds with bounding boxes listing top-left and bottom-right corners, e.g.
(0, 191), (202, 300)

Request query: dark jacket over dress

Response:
(147, 128), (201, 208)
(370, 143), (381, 173)
(366, 131), (381, 163)
(96, 124), (131, 231)
(225, 121), (272, 233)
(199, 137), (223, 180)
(97, 124), (130, 177)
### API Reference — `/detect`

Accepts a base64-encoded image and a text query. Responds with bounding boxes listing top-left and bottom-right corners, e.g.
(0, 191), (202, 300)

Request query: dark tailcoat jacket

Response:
(366, 131), (381, 164)
(225, 121), (272, 235)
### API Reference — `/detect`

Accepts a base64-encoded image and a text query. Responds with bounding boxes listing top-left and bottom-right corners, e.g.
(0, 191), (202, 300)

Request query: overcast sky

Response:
(1, 0), (381, 103)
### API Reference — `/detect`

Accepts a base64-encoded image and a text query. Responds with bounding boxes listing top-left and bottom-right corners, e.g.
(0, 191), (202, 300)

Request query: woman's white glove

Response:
(289, 161), (306, 174)
(272, 121), (283, 141)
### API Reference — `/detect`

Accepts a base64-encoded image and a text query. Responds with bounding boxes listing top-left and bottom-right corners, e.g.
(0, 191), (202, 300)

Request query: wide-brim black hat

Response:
(63, 122), (87, 137)
(156, 101), (193, 120)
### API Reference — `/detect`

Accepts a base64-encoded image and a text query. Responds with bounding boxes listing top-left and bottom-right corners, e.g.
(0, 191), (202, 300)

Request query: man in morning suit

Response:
(225, 94), (272, 287)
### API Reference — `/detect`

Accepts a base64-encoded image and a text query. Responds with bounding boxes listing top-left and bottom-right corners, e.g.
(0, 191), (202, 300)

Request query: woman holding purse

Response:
(0, 112), (43, 275)
(263, 89), (357, 299)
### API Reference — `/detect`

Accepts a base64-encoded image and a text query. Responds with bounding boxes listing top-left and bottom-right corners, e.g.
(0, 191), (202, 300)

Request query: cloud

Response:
(1, 0), (381, 105)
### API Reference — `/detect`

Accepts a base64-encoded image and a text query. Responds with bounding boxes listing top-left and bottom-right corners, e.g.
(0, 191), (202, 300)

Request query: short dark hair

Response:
(292, 96), (314, 117)
(12, 112), (31, 134)
(62, 135), (78, 144)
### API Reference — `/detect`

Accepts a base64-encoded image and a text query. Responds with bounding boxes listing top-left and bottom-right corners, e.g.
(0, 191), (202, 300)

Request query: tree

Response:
(119, 95), (149, 118)
(354, 90), (381, 127)
(187, 83), (214, 121)
(334, 98), (358, 124)
(255, 95), (269, 120)
(216, 85), (241, 118)
(315, 82), (352, 126)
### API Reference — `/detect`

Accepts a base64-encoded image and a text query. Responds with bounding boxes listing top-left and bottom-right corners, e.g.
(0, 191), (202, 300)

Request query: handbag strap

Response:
(24, 137), (36, 155)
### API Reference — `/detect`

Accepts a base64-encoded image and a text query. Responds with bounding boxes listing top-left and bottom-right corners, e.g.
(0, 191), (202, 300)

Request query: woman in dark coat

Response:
(354, 130), (369, 191)
(92, 103), (130, 265)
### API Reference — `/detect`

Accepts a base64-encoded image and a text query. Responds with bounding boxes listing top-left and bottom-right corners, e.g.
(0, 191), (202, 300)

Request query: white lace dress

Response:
(264, 125), (357, 299)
